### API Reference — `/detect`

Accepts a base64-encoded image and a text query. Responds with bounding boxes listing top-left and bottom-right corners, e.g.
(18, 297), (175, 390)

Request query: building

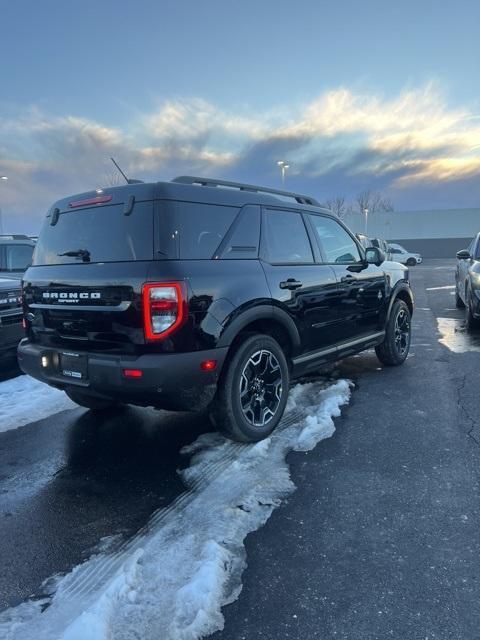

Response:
(342, 208), (480, 258)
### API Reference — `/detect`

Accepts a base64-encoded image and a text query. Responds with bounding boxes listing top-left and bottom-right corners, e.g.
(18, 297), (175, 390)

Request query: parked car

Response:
(371, 238), (392, 260)
(388, 243), (422, 266)
(18, 177), (414, 442)
(0, 235), (36, 275)
(0, 277), (23, 363)
(455, 234), (480, 329)
(356, 233), (373, 249)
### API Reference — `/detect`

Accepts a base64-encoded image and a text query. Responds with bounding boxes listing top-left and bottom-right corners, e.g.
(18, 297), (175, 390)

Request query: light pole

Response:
(0, 176), (8, 235)
(277, 161), (290, 186)
(363, 207), (369, 236)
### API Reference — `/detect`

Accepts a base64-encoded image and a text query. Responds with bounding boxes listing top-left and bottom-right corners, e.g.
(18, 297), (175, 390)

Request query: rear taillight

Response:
(142, 283), (186, 341)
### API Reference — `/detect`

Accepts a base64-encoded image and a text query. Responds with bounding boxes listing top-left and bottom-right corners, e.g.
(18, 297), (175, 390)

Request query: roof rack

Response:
(172, 176), (320, 206)
(0, 234), (32, 240)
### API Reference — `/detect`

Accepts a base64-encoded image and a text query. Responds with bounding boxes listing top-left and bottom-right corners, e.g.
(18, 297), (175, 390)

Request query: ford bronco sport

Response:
(18, 177), (413, 441)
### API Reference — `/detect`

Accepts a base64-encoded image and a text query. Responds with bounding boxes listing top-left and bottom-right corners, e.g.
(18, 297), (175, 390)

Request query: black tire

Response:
(406, 258), (417, 267)
(65, 388), (118, 411)
(455, 283), (465, 308)
(211, 334), (290, 442)
(465, 285), (480, 331)
(375, 300), (411, 366)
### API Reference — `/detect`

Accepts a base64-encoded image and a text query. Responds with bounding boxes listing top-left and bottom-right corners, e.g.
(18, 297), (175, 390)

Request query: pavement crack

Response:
(455, 374), (480, 446)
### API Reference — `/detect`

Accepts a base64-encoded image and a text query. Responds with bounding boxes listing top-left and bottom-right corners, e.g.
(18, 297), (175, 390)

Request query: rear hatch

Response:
(23, 185), (155, 354)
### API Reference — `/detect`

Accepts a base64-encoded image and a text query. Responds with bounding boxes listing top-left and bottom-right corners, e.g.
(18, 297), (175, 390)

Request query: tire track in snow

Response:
(0, 379), (351, 640)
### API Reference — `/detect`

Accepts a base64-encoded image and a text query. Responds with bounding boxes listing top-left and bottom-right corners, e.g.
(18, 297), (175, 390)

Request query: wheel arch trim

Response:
(387, 282), (414, 321)
(217, 304), (301, 351)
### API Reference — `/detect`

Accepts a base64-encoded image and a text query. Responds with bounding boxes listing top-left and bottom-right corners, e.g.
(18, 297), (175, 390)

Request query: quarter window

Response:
(263, 210), (313, 264)
(308, 215), (361, 264)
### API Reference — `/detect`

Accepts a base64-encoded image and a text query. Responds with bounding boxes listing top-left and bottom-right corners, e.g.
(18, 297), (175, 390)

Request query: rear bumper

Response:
(17, 340), (229, 411)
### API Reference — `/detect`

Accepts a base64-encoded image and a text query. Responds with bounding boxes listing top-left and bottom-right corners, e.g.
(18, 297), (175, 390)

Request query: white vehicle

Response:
(388, 243), (422, 266)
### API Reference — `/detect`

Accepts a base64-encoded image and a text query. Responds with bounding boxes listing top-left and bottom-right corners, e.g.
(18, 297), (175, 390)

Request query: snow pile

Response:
(0, 375), (75, 433)
(0, 378), (351, 640)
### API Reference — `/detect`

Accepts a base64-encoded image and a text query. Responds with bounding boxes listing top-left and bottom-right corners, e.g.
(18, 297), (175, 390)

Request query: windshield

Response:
(33, 201), (153, 265)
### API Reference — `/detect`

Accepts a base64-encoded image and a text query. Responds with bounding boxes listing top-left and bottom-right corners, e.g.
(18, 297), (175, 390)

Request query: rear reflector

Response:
(69, 195), (113, 208)
(200, 360), (217, 371)
(123, 369), (143, 378)
(143, 282), (187, 341)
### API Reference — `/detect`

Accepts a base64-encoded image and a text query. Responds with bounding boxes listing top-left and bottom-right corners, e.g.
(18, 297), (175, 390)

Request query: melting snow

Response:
(0, 375), (75, 434)
(0, 378), (351, 640)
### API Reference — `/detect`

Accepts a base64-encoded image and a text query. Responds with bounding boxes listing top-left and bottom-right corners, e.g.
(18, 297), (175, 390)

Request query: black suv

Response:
(0, 277), (23, 362)
(0, 235), (36, 274)
(18, 177), (413, 441)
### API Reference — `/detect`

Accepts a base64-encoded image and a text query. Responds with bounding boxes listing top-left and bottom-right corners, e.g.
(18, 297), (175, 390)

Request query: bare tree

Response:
(355, 190), (394, 214)
(323, 195), (347, 219)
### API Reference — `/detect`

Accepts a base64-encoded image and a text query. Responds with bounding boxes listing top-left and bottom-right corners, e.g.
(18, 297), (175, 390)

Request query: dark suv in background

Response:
(0, 235), (36, 276)
(0, 277), (23, 364)
(0, 236), (34, 364)
(18, 177), (413, 441)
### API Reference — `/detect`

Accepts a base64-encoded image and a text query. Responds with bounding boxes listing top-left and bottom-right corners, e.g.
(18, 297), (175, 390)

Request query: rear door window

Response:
(262, 209), (313, 264)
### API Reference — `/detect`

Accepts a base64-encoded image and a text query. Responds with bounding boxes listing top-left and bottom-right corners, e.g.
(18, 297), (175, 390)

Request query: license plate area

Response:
(60, 352), (88, 380)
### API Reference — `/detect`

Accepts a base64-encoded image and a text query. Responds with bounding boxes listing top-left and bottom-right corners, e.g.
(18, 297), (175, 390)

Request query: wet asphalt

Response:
(213, 260), (480, 640)
(1, 260), (480, 639)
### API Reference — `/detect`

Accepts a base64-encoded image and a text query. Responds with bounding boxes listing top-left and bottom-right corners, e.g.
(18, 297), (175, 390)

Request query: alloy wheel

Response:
(394, 308), (410, 357)
(239, 349), (283, 427)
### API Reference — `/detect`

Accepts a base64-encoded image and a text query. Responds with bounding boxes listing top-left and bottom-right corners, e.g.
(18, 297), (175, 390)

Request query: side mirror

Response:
(456, 249), (471, 260)
(365, 246), (385, 267)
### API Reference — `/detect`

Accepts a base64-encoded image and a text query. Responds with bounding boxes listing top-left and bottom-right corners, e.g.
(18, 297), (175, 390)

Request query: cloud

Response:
(1, 83), (480, 232)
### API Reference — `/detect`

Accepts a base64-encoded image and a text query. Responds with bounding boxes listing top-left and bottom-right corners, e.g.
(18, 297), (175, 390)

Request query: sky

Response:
(1, 0), (480, 232)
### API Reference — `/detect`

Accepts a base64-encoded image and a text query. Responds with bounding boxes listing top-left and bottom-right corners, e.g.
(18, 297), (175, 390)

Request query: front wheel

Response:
(455, 283), (465, 308)
(465, 285), (480, 331)
(65, 388), (119, 411)
(211, 334), (290, 442)
(406, 258), (417, 266)
(375, 300), (411, 366)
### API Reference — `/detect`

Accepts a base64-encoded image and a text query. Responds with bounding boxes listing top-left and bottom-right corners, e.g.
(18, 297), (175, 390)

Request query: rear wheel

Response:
(375, 300), (411, 366)
(211, 334), (290, 442)
(65, 388), (118, 411)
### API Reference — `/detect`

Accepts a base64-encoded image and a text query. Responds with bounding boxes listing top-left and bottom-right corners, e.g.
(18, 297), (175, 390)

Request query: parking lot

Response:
(1, 259), (480, 639)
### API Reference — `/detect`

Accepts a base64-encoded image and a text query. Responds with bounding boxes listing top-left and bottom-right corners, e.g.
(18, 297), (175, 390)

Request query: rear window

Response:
(3, 244), (34, 271)
(33, 201), (154, 265)
(156, 201), (239, 259)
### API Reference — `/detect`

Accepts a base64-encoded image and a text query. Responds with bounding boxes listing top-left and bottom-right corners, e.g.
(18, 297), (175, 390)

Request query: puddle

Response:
(437, 317), (480, 353)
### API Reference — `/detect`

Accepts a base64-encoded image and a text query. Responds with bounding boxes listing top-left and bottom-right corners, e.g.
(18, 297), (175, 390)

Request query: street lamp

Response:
(363, 207), (369, 236)
(0, 176), (7, 235)
(277, 161), (290, 186)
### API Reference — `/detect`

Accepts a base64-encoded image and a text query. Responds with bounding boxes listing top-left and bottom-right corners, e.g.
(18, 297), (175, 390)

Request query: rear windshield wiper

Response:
(58, 249), (91, 263)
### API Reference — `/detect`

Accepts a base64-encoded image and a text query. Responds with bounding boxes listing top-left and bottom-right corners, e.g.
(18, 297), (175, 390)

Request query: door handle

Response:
(341, 274), (356, 283)
(279, 278), (303, 290)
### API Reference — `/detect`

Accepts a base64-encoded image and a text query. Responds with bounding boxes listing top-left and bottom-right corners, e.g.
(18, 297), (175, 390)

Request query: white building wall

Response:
(343, 208), (480, 241)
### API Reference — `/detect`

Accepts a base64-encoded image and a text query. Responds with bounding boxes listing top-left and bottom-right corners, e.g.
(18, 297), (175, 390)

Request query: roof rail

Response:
(0, 234), (32, 240)
(172, 176), (320, 206)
